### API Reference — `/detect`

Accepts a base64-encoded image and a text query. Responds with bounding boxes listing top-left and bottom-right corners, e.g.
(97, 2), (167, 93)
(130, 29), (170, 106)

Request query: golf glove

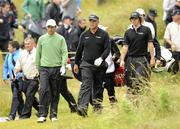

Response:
(94, 57), (103, 66)
(60, 66), (66, 75)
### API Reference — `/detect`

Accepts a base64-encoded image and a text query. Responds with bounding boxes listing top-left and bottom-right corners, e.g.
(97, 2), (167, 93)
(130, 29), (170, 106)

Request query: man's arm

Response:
(62, 0), (70, 8)
(14, 53), (22, 74)
(164, 24), (176, 51)
(148, 42), (155, 66)
(61, 38), (68, 67)
(35, 38), (42, 69)
(120, 45), (128, 67)
(74, 34), (84, 65)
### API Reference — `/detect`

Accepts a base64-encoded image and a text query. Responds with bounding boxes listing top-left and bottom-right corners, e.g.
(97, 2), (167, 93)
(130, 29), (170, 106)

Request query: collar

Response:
(12, 49), (19, 56)
(88, 27), (99, 35)
(27, 47), (35, 54)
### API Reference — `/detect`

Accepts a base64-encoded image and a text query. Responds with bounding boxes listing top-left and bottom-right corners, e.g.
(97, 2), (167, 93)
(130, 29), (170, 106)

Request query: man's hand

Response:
(171, 43), (176, 52)
(60, 66), (66, 75)
(94, 57), (103, 66)
(120, 60), (125, 68)
(73, 64), (79, 74)
(150, 58), (155, 67)
(0, 19), (3, 23)
(155, 59), (161, 67)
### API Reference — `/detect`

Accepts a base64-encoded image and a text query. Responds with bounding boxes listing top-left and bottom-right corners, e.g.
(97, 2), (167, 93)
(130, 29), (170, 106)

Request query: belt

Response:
(24, 76), (39, 80)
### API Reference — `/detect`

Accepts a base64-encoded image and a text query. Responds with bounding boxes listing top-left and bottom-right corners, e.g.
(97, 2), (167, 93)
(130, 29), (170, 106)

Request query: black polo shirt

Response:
(124, 25), (153, 57)
(75, 28), (110, 65)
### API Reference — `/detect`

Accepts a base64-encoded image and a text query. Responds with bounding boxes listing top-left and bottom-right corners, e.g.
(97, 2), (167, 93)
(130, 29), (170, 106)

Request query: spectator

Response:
(36, 19), (68, 122)
(61, 0), (77, 21)
(15, 37), (39, 119)
(164, 9), (180, 74)
(76, 18), (86, 37)
(3, 41), (24, 121)
(57, 15), (79, 52)
(145, 8), (161, 63)
(101, 38), (120, 105)
(163, 0), (176, 25)
(74, 14), (110, 117)
(45, 0), (63, 25)
(22, 0), (45, 22)
(0, 1), (17, 53)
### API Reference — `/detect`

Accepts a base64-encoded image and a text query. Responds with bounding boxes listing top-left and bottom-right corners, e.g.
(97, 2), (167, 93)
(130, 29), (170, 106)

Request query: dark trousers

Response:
(125, 56), (150, 94)
(0, 39), (9, 52)
(101, 72), (116, 102)
(9, 78), (24, 119)
(78, 61), (106, 109)
(172, 52), (180, 74)
(20, 78), (39, 118)
(59, 78), (77, 112)
(39, 67), (60, 118)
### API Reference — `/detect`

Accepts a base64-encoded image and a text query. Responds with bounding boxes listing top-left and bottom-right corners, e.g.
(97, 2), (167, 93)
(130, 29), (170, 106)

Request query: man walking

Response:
(120, 12), (155, 96)
(36, 19), (68, 122)
(15, 37), (39, 119)
(74, 14), (110, 117)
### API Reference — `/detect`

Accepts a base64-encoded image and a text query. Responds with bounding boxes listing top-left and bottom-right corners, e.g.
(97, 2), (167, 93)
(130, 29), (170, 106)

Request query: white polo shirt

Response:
(15, 47), (39, 79)
(164, 21), (180, 51)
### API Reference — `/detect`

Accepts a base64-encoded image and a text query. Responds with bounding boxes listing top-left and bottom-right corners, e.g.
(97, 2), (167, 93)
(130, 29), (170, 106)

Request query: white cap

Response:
(46, 19), (56, 27)
(98, 25), (108, 31)
(136, 8), (145, 15)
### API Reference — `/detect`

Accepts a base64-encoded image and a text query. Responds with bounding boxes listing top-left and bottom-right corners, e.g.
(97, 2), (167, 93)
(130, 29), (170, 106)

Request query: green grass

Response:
(1, 0), (180, 129)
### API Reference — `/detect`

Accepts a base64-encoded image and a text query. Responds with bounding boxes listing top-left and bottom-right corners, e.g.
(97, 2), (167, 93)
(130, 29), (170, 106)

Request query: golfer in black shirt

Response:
(74, 14), (110, 117)
(120, 12), (155, 95)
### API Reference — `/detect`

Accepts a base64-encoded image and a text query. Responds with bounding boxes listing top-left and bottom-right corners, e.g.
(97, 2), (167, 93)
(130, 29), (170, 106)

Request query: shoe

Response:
(93, 104), (103, 114)
(37, 117), (46, 123)
(51, 117), (58, 122)
(5, 116), (14, 121)
(70, 105), (77, 113)
(77, 107), (88, 117)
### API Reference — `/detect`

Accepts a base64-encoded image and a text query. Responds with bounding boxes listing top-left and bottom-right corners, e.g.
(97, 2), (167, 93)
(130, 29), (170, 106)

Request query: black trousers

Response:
(9, 78), (24, 119)
(58, 78), (77, 112)
(101, 72), (116, 101)
(0, 39), (9, 52)
(39, 67), (60, 118)
(125, 56), (150, 94)
(172, 52), (180, 74)
(20, 78), (39, 118)
(78, 61), (107, 109)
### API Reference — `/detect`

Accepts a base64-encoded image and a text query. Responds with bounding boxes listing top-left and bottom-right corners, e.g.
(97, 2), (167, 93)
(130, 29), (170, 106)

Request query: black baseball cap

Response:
(129, 12), (140, 19)
(171, 9), (180, 16)
(89, 14), (99, 21)
(148, 8), (158, 17)
(62, 15), (72, 21)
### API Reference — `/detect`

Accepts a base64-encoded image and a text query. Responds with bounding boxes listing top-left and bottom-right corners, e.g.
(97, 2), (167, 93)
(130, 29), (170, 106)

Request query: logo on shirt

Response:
(96, 36), (102, 39)
(137, 32), (144, 35)
(85, 36), (89, 39)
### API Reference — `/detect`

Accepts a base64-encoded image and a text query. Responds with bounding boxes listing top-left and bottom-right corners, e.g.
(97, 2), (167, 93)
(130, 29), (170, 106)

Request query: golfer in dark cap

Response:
(120, 12), (155, 96)
(73, 14), (110, 117)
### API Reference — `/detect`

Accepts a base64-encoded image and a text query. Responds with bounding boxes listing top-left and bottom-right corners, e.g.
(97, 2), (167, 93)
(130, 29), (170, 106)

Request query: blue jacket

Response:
(3, 49), (22, 80)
